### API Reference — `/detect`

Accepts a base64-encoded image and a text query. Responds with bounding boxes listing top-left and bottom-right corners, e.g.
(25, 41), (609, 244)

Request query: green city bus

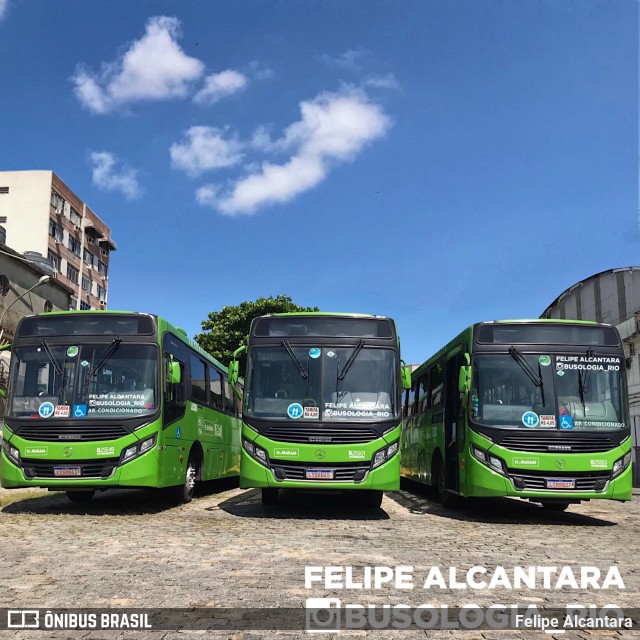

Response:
(230, 313), (411, 506)
(1, 311), (241, 503)
(401, 320), (633, 511)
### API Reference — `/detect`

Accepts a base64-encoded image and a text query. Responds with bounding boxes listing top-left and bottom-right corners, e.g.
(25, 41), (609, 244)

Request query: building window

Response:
(97, 261), (108, 277)
(50, 190), (64, 213)
(82, 275), (92, 294)
(80, 301), (91, 310)
(69, 296), (77, 310)
(68, 236), (81, 257)
(96, 285), (106, 300)
(48, 220), (64, 243)
(67, 264), (79, 284)
(47, 250), (61, 273)
(0, 187), (9, 195)
(69, 207), (81, 225)
(83, 249), (95, 267)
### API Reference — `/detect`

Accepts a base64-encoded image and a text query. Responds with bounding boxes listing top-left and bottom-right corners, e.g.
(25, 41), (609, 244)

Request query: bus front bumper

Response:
(0, 448), (161, 490)
(464, 454), (633, 502)
(240, 449), (400, 491)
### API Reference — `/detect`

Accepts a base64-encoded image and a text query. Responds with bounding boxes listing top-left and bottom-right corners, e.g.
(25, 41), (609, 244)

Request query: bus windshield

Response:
(244, 346), (397, 422)
(472, 353), (626, 430)
(9, 343), (158, 419)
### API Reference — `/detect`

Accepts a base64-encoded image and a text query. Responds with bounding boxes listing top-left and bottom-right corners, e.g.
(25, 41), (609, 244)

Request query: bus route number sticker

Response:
(521, 411), (539, 428)
(38, 402), (55, 418)
(287, 403), (304, 419)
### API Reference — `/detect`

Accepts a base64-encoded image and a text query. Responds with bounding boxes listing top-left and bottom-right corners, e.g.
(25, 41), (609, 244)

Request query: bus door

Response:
(444, 353), (463, 493)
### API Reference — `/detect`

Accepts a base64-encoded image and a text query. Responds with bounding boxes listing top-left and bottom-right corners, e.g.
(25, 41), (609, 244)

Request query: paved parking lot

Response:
(0, 481), (638, 639)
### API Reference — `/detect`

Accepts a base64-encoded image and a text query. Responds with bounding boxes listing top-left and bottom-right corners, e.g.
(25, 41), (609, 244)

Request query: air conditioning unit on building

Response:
(73, 224), (81, 232)
(99, 301), (106, 310)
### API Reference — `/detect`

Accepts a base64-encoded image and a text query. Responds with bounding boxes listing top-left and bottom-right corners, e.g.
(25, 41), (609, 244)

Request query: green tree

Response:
(195, 295), (319, 370)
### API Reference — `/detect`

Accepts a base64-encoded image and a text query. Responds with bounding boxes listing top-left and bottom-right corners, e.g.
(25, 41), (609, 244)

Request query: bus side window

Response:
(209, 366), (223, 410)
(428, 361), (444, 410)
(164, 353), (185, 425)
(190, 354), (208, 405)
(223, 379), (235, 415)
(417, 374), (428, 414)
(404, 382), (415, 417)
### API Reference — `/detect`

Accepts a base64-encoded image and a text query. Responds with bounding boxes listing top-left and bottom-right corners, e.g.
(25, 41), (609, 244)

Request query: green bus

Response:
(1, 311), (241, 503)
(230, 313), (411, 506)
(401, 320), (633, 511)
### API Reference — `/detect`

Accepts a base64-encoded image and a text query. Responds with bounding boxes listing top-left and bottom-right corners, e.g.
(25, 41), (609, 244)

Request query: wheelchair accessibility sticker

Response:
(560, 415), (574, 430)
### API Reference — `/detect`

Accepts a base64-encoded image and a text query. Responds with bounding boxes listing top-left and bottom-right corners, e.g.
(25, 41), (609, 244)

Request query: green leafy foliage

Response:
(195, 295), (319, 370)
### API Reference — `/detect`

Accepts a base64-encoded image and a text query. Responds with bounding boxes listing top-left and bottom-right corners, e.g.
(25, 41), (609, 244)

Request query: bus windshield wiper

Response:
(508, 346), (545, 405)
(281, 340), (308, 380)
(577, 348), (593, 414)
(89, 338), (122, 377)
(40, 339), (63, 377)
(338, 340), (364, 381)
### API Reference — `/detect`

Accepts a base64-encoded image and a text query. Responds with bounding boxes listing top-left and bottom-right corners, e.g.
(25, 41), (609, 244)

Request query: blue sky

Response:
(0, 0), (637, 364)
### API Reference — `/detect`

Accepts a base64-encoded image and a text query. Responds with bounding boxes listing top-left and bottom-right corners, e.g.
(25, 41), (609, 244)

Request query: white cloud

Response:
(0, 0), (10, 21)
(319, 49), (370, 72)
(72, 16), (204, 113)
(194, 70), (247, 105)
(204, 88), (391, 215)
(170, 126), (244, 177)
(90, 151), (141, 199)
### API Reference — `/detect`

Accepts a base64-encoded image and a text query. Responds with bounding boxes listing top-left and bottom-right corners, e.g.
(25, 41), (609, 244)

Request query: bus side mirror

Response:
(168, 359), (181, 384)
(228, 360), (239, 387)
(458, 366), (471, 394)
(458, 353), (471, 395)
(401, 365), (412, 390)
(229, 345), (247, 400)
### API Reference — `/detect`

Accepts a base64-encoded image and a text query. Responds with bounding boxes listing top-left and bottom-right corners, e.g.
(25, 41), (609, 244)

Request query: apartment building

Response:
(0, 170), (117, 310)
(541, 266), (640, 485)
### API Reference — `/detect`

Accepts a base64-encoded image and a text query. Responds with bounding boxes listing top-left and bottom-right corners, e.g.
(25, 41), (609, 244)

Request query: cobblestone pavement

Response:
(0, 481), (638, 640)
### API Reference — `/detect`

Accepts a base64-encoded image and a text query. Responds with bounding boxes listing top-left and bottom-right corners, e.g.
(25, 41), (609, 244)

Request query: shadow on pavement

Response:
(1, 476), (239, 516)
(390, 480), (617, 526)
(213, 488), (391, 520)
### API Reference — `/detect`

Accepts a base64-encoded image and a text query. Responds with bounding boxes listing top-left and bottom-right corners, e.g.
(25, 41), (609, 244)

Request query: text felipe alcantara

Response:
(304, 565), (634, 632)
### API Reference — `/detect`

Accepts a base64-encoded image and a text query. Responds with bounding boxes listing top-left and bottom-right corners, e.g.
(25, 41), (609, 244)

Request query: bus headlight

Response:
(372, 440), (399, 468)
(612, 452), (631, 478)
(243, 439), (268, 466)
(2, 440), (19, 465)
(471, 444), (507, 476)
(120, 434), (157, 465)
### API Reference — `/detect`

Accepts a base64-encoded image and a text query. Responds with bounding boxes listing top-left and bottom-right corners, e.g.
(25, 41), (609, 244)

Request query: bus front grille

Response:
(498, 433), (617, 453)
(508, 470), (610, 492)
(21, 458), (119, 479)
(270, 460), (370, 482)
(15, 425), (130, 442)
(263, 425), (379, 444)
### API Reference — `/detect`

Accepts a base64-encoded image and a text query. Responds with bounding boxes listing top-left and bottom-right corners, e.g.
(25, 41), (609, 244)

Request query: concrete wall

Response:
(0, 170), (52, 257)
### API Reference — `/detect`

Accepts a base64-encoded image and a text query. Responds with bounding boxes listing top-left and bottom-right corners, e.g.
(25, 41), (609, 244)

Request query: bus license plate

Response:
(54, 466), (81, 477)
(547, 478), (574, 489)
(306, 469), (333, 480)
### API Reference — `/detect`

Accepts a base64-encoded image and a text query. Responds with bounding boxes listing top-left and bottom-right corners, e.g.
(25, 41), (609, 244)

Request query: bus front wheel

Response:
(167, 456), (197, 504)
(433, 457), (456, 508)
(66, 491), (95, 503)
(262, 488), (279, 505)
